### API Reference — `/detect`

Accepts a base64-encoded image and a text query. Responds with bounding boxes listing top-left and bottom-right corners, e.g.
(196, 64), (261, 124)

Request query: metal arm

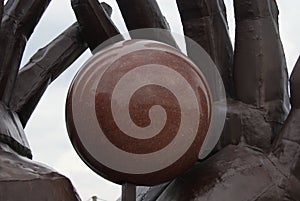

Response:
(0, 0), (51, 105)
(10, 23), (87, 126)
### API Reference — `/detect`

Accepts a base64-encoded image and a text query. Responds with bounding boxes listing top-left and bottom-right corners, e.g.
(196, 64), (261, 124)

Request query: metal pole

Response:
(122, 183), (136, 201)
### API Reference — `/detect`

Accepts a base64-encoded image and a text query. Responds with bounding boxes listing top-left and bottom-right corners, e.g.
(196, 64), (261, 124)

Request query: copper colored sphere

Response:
(66, 39), (212, 185)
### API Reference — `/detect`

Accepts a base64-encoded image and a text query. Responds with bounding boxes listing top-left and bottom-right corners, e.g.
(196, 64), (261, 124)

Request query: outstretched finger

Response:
(290, 57), (300, 109)
(272, 56), (300, 184)
(176, 0), (235, 98)
(233, 0), (289, 121)
(116, 0), (178, 48)
(101, 2), (112, 17)
(0, 0), (51, 105)
(71, 0), (123, 51)
(10, 23), (87, 126)
(0, 0), (3, 24)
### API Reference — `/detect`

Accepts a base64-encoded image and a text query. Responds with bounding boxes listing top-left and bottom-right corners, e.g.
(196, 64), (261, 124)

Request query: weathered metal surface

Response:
(176, 0), (234, 98)
(134, 54), (300, 201)
(117, 0), (298, 200)
(0, 0), (3, 24)
(116, 0), (169, 30)
(0, 102), (31, 158)
(0, 0), (298, 200)
(116, 0), (177, 48)
(156, 145), (286, 201)
(290, 56), (300, 108)
(0, 1), (88, 200)
(71, 0), (123, 51)
(0, 143), (80, 201)
(10, 23), (87, 127)
(271, 58), (300, 200)
(0, 22), (87, 157)
(101, 2), (112, 17)
(122, 183), (136, 201)
(233, 0), (289, 118)
(0, 0), (51, 105)
(216, 0), (290, 152)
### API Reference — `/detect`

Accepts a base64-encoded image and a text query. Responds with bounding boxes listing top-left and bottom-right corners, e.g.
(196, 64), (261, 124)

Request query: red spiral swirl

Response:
(66, 39), (212, 185)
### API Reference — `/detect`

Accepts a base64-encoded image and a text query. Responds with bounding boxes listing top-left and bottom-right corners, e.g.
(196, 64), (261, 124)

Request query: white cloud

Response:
(277, 0), (300, 72)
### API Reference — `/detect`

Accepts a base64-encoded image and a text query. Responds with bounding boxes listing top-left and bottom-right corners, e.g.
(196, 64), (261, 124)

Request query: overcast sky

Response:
(18, 0), (300, 200)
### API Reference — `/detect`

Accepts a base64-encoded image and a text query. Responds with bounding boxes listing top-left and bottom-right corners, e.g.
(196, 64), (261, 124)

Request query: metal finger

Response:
(176, 0), (235, 98)
(0, 0), (51, 104)
(116, 0), (178, 48)
(10, 23), (87, 126)
(233, 0), (289, 132)
(71, 0), (123, 51)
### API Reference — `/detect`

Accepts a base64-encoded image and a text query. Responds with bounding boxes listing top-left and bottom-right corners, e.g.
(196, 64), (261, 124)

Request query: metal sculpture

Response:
(0, 0), (86, 200)
(0, 0), (298, 200)
(66, 39), (212, 185)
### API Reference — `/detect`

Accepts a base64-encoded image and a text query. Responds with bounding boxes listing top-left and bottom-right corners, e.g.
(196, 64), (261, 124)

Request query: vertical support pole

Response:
(122, 183), (136, 201)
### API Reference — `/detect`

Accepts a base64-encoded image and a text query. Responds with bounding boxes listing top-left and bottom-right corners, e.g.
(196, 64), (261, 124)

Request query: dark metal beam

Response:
(0, 0), (3, 25)
(0, 0), (51, 105)
(116, 0), (177, 48)
(71, 0), (122, 51)
(122, 183), (136, 201)
(290, 56), (300, 109)
(10, 23), (87, 126)
(176, 0), (235, 98)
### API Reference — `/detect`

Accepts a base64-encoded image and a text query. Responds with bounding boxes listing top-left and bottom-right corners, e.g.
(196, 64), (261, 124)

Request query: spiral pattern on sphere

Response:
(66, 40), (211, 185)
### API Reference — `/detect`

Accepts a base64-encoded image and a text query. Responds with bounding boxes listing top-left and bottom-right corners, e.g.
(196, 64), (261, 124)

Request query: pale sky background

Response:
(16, 0), (300, 200)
